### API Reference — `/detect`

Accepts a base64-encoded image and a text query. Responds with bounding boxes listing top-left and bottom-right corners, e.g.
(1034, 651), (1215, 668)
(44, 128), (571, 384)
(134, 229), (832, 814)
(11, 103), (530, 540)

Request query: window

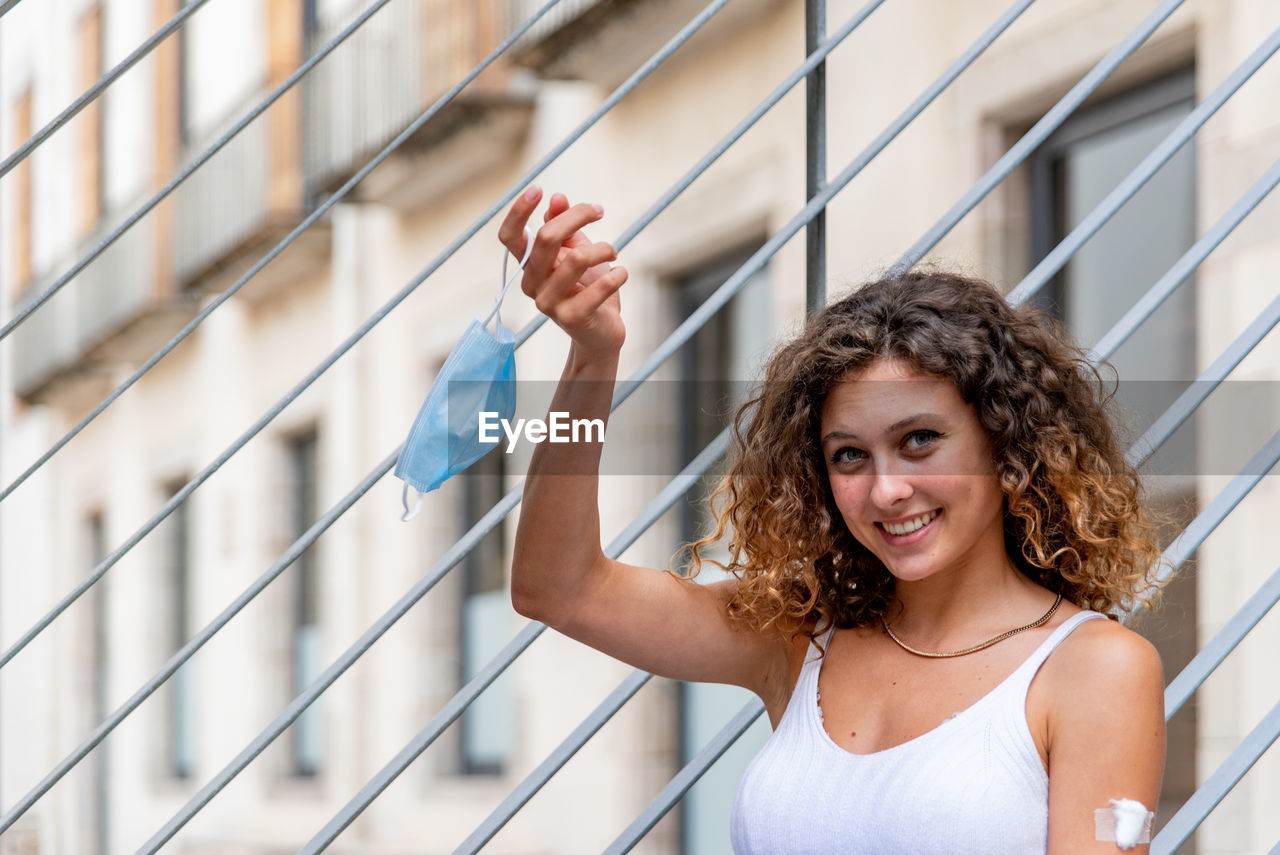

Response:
(287, 430), (324, 777)
(1027, 69), (1198, 839)
(1028, 71), (1197, 396)
(300, 0), (321, 204)
(671, 245), (773, 855)
(457, 449), (512, 774)
(162, 482), (195, 778)
(78, 7), (106, 235)
(11, 88), (33, 288)
(177, 0), (196, 148)
(302, 0), (319, 56)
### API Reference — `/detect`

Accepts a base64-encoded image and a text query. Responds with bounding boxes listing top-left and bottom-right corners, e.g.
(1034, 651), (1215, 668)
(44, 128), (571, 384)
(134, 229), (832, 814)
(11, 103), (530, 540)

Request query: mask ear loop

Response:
(401, 482), (423, 523)
(485, 225), (533, 331)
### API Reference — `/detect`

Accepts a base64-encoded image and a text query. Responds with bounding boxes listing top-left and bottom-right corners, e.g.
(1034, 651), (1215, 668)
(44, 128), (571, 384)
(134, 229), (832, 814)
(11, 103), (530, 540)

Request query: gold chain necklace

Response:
(881, 593), (1063, 658)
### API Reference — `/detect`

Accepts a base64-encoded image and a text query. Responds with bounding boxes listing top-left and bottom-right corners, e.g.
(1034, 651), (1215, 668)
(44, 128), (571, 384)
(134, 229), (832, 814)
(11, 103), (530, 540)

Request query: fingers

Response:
(497, 185), (542, 259)
(539, 261), (629, 336)
(499, 190), (621, 333)
(525, 201), (605, 286)
(544, 192), (570, 222)
(559, 265), (629, 327)
(533, 241), (617, 313)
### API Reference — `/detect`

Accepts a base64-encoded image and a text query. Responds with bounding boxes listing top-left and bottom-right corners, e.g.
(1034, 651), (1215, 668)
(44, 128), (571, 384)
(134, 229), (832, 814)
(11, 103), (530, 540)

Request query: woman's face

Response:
(818, 357), (1009, 585)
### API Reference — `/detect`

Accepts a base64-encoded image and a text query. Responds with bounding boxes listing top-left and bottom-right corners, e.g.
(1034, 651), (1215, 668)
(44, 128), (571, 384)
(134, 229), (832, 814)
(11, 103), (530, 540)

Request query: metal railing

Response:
(0, 0), (1277, 851)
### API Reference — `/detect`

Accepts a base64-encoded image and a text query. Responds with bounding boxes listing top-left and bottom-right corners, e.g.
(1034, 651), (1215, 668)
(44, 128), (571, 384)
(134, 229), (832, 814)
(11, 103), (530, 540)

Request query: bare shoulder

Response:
(1038, 614), (1165, 766)
(1043, 615), (1164, 695)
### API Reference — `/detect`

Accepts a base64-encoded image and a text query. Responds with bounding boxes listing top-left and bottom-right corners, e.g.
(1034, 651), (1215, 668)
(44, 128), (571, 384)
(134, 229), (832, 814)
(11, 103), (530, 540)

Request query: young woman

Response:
(498, 187), (1167, 854)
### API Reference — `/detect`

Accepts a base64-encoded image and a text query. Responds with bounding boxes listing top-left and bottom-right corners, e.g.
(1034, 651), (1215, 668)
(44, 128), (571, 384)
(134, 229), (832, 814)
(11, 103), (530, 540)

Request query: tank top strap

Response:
(1005, 609), (1109, 692)
(802, 625), (838, 668)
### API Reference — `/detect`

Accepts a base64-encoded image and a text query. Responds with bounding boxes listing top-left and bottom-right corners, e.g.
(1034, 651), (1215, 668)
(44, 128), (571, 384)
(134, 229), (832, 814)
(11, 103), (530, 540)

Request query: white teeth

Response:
(883, 509), (938, 536)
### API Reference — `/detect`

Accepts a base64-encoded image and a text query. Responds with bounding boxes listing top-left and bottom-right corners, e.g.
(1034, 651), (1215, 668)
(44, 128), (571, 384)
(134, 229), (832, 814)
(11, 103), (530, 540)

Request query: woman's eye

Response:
(904, 430), (941, 451)
(830, 446), (864, 465)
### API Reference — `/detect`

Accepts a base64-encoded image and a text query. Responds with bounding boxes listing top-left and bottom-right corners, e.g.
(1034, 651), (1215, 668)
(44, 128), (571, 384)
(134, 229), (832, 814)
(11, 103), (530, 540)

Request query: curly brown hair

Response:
(682, 269), (1167, 642)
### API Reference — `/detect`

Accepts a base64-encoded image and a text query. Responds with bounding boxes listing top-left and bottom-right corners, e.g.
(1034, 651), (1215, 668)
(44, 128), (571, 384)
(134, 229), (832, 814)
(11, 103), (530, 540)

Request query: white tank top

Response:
(730, 609), (1107, 854)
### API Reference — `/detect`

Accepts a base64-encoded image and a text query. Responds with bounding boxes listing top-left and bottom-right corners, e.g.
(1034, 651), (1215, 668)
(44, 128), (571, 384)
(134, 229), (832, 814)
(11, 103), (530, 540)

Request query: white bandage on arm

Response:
(1094, 798), (1155, 850)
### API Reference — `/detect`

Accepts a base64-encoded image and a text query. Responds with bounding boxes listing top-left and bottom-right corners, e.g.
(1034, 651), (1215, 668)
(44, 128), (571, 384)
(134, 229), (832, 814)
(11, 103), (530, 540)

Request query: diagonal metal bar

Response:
(1, 0), (398, 346)
(1088, 156), (1280, 362)
(300, 430), (733, 854)
(610, 0), (887, 253)
(0, 0), (215, 181)
(1151, 698), (1280, 854)
(1155, 427), (1280, 578)
(1164, 565), (1280, 719)
(603, 699), (766, 855)
(457, 669), (653, 853)
(1125, 289), (1280, 473)
(0, 0), (883, 508)
(0, 0), (718, 673)
(891, 0), (1188, 274)
(1005, 23), (1280, 306)
(0, 0), (23, 19)
(1122, 424), (1280, 627)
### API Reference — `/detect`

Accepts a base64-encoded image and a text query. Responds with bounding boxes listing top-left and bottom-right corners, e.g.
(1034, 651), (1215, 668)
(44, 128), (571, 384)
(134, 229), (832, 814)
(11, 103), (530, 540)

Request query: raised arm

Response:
(497, 189), (789, 703)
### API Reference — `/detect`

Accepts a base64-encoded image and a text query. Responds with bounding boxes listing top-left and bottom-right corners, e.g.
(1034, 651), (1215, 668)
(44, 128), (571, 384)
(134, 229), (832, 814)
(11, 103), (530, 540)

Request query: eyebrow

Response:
(820, 413), (945, 444)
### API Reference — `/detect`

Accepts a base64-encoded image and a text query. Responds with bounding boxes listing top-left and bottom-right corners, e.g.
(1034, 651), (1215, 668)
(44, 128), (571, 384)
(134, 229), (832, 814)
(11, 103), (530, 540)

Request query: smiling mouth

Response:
(876, 508), (941, 537)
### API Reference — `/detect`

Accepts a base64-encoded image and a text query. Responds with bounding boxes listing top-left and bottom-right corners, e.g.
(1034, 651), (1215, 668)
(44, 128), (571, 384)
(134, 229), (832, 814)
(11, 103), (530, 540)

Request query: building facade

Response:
(1, 0), (1278, 852)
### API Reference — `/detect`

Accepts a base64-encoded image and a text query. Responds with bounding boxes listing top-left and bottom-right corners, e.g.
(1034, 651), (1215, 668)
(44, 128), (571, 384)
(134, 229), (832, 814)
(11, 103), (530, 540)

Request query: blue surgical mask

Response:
(394, 228), (532, 521)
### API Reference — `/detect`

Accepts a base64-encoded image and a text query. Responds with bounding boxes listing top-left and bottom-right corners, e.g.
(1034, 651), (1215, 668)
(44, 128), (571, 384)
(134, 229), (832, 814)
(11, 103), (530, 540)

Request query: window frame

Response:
(1027, 68), (1195, 317)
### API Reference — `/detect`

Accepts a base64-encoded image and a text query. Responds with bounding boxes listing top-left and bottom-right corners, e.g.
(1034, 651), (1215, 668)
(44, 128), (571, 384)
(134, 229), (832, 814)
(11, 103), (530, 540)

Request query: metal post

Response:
(805, 0), (826, 314)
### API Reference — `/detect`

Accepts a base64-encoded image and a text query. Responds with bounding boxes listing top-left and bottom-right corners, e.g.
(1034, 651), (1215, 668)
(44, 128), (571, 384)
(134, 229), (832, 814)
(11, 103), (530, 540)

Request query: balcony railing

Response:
(172, 98), (272, 287)
(11, 208), (157, 399)
(302, 0), (516, 197)
(509, 0), (599, 44)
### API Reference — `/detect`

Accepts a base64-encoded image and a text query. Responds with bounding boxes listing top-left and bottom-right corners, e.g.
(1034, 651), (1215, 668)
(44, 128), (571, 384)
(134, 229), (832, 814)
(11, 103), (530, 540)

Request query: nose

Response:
(869, 463), (913, 510)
